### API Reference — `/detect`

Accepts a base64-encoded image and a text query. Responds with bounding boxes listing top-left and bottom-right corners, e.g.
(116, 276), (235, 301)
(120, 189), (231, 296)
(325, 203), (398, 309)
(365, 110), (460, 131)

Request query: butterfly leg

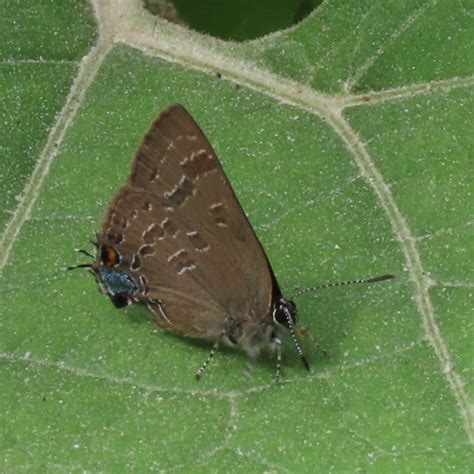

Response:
(274, 336), (282, 382)
(244, 358), (255, 379)
(195, 333), (224, 380)
(147, 300), (171, 325)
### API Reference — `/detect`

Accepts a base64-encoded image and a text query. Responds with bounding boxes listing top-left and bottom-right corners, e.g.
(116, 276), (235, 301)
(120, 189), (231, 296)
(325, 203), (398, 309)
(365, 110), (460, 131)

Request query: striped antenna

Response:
(283, 307), (311, 372)
(291, 274), (395, 299)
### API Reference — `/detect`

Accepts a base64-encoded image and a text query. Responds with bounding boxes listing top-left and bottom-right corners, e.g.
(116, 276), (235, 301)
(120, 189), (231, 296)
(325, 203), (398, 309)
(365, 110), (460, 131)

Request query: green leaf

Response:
(1, 1), (472, 471)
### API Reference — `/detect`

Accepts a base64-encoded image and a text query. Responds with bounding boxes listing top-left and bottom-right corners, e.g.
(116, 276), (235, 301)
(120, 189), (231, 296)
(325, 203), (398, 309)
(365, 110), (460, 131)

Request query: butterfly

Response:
(72, 104), (394, 380)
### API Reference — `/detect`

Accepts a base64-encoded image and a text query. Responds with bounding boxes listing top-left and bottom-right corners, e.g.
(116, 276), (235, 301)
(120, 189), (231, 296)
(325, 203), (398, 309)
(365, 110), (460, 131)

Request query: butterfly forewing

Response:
(97, 105), (273, 338)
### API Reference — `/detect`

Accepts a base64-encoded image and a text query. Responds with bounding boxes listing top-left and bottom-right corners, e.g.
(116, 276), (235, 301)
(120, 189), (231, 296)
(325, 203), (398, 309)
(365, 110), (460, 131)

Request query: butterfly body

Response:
(85, 105), (307, 377)
(74, 104), (395, 378)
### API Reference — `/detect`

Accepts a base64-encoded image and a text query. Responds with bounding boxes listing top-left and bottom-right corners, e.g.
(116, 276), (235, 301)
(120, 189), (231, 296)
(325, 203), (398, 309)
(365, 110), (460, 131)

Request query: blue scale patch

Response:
(99, 269), (137, 296)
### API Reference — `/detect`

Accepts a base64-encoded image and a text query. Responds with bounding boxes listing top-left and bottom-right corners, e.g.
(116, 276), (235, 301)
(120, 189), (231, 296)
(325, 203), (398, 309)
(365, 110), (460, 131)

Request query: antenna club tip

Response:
(301, 356), (311, 372)
(368, 274), (396, 283)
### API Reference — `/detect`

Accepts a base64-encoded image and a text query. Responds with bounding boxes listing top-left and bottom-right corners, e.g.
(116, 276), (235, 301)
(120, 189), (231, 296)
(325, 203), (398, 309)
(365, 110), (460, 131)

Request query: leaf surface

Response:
(1, 1), (472, 471)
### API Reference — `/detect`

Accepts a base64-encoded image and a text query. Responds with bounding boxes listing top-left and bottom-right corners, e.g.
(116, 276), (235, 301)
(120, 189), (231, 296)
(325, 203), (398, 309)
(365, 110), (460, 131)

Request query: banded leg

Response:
(195, 333), (224, 380)
(274, 336), (282, 382)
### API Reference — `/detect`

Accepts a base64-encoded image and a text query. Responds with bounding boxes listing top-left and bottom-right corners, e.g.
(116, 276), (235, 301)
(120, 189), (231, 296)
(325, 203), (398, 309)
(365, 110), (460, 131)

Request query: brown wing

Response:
(98, 105), (273, 338)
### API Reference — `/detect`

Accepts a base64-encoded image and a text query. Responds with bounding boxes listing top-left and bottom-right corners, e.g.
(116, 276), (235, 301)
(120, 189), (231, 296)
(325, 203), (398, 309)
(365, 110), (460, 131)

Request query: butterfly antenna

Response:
(283, 308), (311, 372)
(291, 274), (395, 298)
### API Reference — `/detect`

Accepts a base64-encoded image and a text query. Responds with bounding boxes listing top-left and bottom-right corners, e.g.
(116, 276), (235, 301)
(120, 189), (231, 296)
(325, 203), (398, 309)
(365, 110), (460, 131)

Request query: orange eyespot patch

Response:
(100, 245), (120, 267)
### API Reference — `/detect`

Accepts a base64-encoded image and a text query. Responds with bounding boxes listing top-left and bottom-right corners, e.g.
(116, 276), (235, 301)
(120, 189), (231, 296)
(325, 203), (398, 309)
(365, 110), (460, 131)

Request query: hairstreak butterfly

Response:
(71, 105), (394, 380)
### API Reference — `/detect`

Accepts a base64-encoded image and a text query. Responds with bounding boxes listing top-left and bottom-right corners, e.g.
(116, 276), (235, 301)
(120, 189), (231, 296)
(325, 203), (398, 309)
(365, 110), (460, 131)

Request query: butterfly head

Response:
(272, 297), (298, 328)
(271, 297), (310, 372)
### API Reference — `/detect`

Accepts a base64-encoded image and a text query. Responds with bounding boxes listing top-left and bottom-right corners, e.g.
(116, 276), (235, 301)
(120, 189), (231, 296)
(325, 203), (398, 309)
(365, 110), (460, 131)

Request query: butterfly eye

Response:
(100, 245), (120, 267)
(272, 299), (298, 328)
